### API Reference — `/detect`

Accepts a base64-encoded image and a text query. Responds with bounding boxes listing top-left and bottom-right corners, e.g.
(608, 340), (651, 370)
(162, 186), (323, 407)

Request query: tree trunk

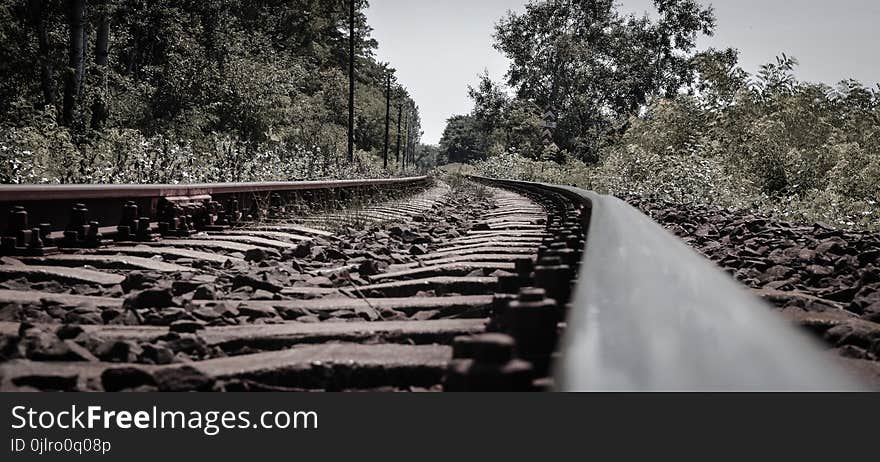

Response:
(91, 1), (110, 128)
(28, 0), (55, 107)
(62, 0), (87, 126)
(347, 0), (356, 162)
(95, 6), (109, 67)
(402, 111), (409, 170)
(382, 73), (391, 169)
(395, 104), (403, 166)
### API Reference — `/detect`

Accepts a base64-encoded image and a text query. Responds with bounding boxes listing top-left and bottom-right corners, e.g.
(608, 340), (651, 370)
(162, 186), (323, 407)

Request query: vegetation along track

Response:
(0, 175), (583, 391)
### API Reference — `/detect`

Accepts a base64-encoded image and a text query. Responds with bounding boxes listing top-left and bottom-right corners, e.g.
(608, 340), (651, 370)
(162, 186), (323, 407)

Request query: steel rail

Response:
(0, 176), (428, 202)
(475, 177), (866, 391)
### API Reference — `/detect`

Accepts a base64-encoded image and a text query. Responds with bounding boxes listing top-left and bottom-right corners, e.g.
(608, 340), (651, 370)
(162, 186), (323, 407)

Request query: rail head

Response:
(0, 176), (428, 202)
(474, 176), (865, 391)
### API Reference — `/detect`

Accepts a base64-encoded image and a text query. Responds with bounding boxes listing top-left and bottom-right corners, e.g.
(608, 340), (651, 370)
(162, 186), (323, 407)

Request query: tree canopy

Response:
(441, 0), (715, 164)
(0, 0), (426, 183)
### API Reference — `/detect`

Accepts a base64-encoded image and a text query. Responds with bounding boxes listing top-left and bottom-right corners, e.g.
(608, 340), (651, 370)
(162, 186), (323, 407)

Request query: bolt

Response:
(122, 201), (138, 221)
(503, 287), (559, 376)
(534, 257), (572, 307)
(28, 228), (43, 249)
(116, 225), (131, 241)
(87, 222), (101, 245)
(69, 204), (87, 231)
(9, 207), (28, 233)
(137, 217), (152, 240)
(452, 333), (514, 363)
(514, 257), (534, 278)
(496, 272), (521, 294)
(444, 333), (535, 391)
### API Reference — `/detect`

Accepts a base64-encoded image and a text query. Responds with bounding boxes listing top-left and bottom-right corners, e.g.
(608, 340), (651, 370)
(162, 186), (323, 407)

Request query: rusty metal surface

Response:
(0, 176), (428, 202)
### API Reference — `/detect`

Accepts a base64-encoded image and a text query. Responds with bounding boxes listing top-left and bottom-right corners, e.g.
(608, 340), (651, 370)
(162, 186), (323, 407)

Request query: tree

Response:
(0, 0), (421, 184)
(439, 115), (485, 163)
(27, 0), (55, 107)
(62, 0), (87, 126)
(494, 0), (715, 162)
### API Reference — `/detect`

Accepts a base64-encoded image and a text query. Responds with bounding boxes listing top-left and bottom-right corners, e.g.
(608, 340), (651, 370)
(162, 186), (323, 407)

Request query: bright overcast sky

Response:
(366, 0), (880, 145)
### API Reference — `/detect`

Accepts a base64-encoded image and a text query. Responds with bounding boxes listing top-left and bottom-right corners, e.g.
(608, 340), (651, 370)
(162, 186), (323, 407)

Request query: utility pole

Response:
(402, 109), (409, 171)
(347, 0), (356, 163)
(383, 70), (391, 169)
(395, 103), (403, 167)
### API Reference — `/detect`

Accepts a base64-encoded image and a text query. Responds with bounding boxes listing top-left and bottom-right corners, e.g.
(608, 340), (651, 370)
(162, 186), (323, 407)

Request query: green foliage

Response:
(0, 0), (429, 184)
(473, 52), (880, 229)
(439, 73), (543, 163)
(492, 0), (715, 161)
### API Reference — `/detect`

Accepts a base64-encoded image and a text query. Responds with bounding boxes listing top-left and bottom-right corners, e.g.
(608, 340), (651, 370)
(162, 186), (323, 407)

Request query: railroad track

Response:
(0, 175), (872, 391)
(0, 175), (582, 391)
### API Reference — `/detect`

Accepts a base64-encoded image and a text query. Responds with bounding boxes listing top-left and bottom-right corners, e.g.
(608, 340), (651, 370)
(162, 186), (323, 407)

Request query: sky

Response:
(366, 0), (880, 145)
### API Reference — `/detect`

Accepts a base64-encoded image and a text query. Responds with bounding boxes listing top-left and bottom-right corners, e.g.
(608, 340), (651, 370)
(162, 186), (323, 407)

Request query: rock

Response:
(164, 334), (209, 356)
(63, 340), (99, 362)
(309, 246), (328, 261)
(13, 374), (79, 391)
(169, 319), (205, 333)
(325, 247), (348, 260)
(95, 340), (143, 363)
(20, 328), (73, 361)
(153, 365), (215, 391)
(824, 321), (880, 350)
(251, 289), (276, 300)
(245, 248), (269, 262)
(825, 287), (859, 303)
(210, 302), (239, 318)
(815, 237), (847, 255)
(0, 303), (21, 322)
(101, 367), (155, 392)
(410, 310), (440, 321)
(304, 276), (333, 288)
(238, 304), (278, 319)
(232, 274), (282, 293)
(191, 307), (221, 322)
(140, 344), (175, 365)
(64, 303), (103, 325)
(55, 324), (84, 340)
(171, 280), (202, 296)
(0, 333), (22, 361)
(760, 265), (791, 282)
(292, 241), (312, 258)
(357, 259), (382, 276)
(806, 265), (833, 278)
(124, 288), (174, 309)
(276, 306), (315, 320)
(409, 244), (427, 256)
(837, 345), (870, 359)
(193, 284), (217, 300)
(155, 307), (191, 324)
(121, 271), (160, 292)
(862, 302), (880, 323)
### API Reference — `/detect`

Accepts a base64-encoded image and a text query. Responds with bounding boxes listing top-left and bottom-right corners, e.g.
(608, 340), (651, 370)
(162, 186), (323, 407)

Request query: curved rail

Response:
(475, 177), (865, 391)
